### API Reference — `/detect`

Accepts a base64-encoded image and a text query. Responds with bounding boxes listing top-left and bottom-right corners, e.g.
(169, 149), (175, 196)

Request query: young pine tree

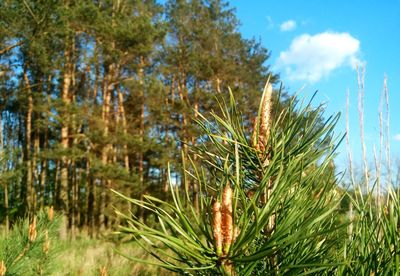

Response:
(114, 83), (344, 275)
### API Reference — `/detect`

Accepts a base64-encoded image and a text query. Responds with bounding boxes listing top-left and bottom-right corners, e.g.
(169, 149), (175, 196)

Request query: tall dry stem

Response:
(357, 64), (369, 192)
(99, 266), (107, 276)
(346, 89), (356, 187)
(383, 76), (392, 191)
(28, 217), (37, 242)
(0, 260), (6, 276)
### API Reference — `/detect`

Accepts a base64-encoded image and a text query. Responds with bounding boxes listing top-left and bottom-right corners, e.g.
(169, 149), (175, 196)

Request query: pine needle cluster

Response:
(114, 82), (345, 275)
(0, 207), (60, 275)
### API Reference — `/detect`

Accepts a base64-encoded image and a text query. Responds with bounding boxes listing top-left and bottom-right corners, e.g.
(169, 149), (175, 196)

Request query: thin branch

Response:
(22, 0), (39, 24)
(0, 41), (24, 56)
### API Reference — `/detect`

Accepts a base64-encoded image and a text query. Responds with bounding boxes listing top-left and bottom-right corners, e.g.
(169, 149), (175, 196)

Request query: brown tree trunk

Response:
(0, 113), (8, 233)
(138, 57), (145, 220)
(117, 89), (130, 172)
(192, 95), (199, 212)
(162, 79), (174, 193)
(23, 70), (34, 217)
(32, 122), (39, 211)
(54, 160), (60, 207)
(60, 42), (73, 238)
(4, 183), (9, 234)
(69, 58), (78, 239)
(39, 155), (47, 209)
(86, 159), (95, 238)
(99, 61), (116, 230)
(39, 76), (51, 210)
(177, 72), (190, 198)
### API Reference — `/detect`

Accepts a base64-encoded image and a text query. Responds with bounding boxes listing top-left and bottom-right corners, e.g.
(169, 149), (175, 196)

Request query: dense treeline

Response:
(0, 0), (277, 235)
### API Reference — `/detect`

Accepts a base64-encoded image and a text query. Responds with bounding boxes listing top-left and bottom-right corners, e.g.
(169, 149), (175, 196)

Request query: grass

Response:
(51, 235), (171, 276)
(0, 221), (174, 275)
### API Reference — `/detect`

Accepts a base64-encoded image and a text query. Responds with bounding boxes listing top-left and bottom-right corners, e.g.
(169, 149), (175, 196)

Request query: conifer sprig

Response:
(115, 84), (344, 275)
(0, 209), (60, 275)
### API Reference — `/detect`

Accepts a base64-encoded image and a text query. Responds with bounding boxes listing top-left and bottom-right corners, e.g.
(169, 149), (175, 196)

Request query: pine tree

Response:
(0, 0), (280, 235)
(114, 84), (343, 275)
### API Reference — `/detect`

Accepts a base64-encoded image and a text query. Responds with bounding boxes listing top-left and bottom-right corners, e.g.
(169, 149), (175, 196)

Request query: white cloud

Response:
(393, 134), (400, 141)
(275, 32), (362, 83)
(280, 20), (296, 31)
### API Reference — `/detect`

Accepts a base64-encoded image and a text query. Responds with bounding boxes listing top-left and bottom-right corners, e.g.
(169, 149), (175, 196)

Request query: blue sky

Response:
(230, 0), (400, 175)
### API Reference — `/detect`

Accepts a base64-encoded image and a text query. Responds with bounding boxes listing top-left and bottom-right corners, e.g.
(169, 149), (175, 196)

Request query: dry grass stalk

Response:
(357, 64), (369, 192)
(345, 90), (355, 237)
(48, 206), (54, 221)
(43, 230), (50, 254)
(28, 217), (37, 242)
(99, 266), (108, 276)
(383, 76), (392, 191)
(212, 201), (223, 256)
(346, 89), (356, 187)
(222, 185), (233, 256)
(0, 260), (6, 276)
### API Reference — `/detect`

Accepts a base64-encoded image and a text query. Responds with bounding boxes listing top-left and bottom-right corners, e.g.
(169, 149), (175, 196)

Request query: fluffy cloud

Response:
(280, 20), (296, 31)
(393, 134), (400, 141)
(275, 32), (362, 83)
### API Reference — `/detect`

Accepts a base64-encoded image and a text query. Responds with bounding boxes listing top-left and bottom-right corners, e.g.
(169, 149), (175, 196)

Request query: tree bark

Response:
(86, 159), (95, 237)
(32, 120), (39, 211)
(23, 70), (34, 217)
(117, 88), (129, 172)
(192, 94), (199, 212)
(138, 57), (145, 220)
(60, 42), (73, 238)
(99, 62), (116, 230)
(0, 113), (8, 233)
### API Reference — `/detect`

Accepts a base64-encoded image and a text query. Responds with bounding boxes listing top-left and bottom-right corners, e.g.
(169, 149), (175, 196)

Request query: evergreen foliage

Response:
(0, 0), (278, 234)
(0, 208), (60, 276)
(114, 84), (344, 275)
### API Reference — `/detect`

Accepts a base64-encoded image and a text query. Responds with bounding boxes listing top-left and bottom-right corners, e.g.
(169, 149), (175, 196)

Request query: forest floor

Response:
(52, 235), (171, 276)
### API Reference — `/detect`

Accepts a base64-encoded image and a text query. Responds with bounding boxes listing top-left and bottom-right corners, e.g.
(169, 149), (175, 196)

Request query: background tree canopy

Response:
(1, 0), (323, 237)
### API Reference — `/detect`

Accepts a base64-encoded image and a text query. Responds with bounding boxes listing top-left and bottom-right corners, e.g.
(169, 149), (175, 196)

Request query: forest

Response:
(0, 0), (278, 235)
(1, 0), (399, 275)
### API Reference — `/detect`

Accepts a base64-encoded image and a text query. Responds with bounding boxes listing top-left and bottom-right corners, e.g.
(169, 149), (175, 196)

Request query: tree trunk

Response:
(162, 79), (174, 193)
(99, 62), (116, 230)
(0, 112), (3, 149)
(192, 96), (199, 212)
(54, 160), (60, 207)
(4, 183), (9, 234)
(177, 73), (190, 195)
(138, 57), (145, 220)
(69, 64), (78, 239)
(60, 43), (73, 238)
(32, 122), (39, 211)
(39, 78), (51, 209)
(23, 70), (34, 217)
(86, 159), (95, 238)
(0, 113), (8, 233)
(117, 89), (130, 172)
